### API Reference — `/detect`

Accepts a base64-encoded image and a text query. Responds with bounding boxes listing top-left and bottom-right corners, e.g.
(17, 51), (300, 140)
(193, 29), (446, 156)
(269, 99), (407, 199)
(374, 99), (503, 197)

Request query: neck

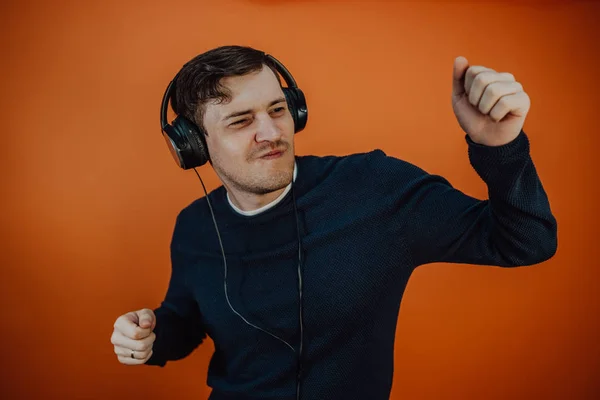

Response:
(227, 186), (288, 212)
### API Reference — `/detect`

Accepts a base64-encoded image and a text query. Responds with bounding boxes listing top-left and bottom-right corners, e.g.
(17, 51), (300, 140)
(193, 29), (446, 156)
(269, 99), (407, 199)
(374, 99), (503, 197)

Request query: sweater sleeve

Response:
(370, 130), (558, 268)
(146, 214), (207, 367)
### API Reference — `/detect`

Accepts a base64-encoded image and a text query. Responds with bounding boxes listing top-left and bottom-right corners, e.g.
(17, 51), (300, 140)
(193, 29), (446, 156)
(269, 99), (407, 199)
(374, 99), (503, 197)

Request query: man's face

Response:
(202, 66), (296, 195)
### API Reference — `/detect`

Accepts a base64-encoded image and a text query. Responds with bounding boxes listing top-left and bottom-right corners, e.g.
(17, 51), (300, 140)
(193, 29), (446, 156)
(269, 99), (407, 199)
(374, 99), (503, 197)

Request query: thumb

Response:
(452, 56), (469, 98)
(136, 308), (156, 330)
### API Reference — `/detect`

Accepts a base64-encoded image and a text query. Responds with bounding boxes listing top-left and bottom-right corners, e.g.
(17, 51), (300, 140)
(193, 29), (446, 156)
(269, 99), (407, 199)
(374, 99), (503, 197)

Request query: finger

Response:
(489, 92), (531, 122)
(111, 329), (156, 352)
(136, 308), (156, 330)
(114, 345), (152, 361)
(114, 313), (152, 340)
(477, 81), (523, 115)
(468, 71), (516, 109)
(464, 66), (497, 97)
(117, 350), (153, 366)
(452, 56), (470, 98)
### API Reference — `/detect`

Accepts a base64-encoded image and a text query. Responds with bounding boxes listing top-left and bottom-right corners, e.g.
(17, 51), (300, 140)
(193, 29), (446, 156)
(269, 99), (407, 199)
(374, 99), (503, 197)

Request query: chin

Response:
(252, 163), (293, 194)
(227, 153), (294, 195)
(260, 170), (293, 193)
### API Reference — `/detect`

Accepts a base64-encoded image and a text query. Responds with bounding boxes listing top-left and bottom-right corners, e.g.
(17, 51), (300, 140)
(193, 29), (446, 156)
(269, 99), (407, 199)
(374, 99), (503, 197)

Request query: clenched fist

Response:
(451, 56), (531, 147)
(111, 308), (156, 365)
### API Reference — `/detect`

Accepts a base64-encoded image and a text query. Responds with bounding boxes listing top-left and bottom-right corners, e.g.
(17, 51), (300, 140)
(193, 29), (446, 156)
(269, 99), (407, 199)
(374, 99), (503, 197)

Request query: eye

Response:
(271, 107), (286, 114)
(229, 118), (249, 127)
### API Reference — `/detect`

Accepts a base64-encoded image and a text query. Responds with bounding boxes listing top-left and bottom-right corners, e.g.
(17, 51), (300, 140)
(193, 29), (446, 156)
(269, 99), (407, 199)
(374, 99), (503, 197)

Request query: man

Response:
(110, 45), (557, 400)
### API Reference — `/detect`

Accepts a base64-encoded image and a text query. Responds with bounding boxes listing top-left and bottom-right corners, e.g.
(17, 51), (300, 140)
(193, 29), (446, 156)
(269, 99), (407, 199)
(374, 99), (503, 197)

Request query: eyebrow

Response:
(222, 97), (287, 122)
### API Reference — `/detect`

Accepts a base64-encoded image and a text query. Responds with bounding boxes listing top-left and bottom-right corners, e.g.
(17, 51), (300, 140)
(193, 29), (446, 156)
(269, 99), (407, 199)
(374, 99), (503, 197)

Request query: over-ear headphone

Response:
(160, 53), (308, 170)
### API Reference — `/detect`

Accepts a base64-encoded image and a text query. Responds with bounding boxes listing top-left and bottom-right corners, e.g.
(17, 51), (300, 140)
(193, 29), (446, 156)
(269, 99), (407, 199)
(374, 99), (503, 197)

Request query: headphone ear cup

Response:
(162, 124), (187, 169)
(283, 87), (308, 133)
(171, 116), (209, 168)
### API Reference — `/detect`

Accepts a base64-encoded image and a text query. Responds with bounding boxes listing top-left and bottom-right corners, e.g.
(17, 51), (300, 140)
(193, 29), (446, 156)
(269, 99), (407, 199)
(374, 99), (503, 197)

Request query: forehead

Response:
(209, 67), (283, 114)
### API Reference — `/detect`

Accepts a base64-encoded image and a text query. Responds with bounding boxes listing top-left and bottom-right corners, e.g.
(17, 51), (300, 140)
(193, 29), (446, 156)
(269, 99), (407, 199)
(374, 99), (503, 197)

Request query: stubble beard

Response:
(216, 141), (295, 196)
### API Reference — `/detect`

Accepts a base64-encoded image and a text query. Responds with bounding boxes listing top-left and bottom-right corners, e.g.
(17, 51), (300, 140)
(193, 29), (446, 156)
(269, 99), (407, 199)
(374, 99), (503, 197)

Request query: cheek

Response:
(210, 134), (253, 161)
(281, 114), (296, 136)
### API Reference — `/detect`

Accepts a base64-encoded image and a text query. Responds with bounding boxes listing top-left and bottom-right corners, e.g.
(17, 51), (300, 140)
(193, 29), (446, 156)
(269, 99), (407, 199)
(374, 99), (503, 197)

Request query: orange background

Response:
(1, 0), (598, 399)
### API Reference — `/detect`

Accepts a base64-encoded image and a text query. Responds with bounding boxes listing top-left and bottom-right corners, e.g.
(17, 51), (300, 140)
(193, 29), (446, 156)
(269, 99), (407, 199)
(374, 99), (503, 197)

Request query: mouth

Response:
(260, 149), (286, 160)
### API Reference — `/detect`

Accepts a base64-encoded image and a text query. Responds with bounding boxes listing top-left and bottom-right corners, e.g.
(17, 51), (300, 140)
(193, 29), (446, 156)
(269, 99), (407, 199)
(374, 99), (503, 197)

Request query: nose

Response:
(254, 113), (282, 143)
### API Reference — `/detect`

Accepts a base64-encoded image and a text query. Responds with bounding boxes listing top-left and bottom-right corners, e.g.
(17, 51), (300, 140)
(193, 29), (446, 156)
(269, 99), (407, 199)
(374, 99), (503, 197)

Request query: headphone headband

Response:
(266, 54), (297, 88)
(160, 79), (176, 131)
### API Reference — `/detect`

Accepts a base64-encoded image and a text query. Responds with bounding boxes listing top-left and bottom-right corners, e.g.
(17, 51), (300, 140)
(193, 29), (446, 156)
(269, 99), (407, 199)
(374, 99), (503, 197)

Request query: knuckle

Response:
(144, 334), (154, 348)
(136, 339), (148, 351)
(132, 329), (143, 340)
(516, 82), (524, 91)
(147, 335), (156, 348)
(114, 314), (129, 330)
(478, 71), (494, 86)
(520, 92), (531, 107)
(111, 330), (123, 344)
(486, 82), (501, 98)
(468, 93), (476, 105)
(478, 101), (487, 113)
(143, 350), (154, 362)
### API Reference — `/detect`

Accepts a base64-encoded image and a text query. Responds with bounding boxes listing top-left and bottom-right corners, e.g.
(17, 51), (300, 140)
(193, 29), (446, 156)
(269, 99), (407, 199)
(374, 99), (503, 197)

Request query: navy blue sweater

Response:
(146, 131), (557, 399)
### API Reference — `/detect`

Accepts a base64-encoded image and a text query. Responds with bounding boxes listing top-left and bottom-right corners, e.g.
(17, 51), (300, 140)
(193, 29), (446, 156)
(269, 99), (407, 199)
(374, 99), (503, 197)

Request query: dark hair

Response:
(171, 45), (281, 135)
